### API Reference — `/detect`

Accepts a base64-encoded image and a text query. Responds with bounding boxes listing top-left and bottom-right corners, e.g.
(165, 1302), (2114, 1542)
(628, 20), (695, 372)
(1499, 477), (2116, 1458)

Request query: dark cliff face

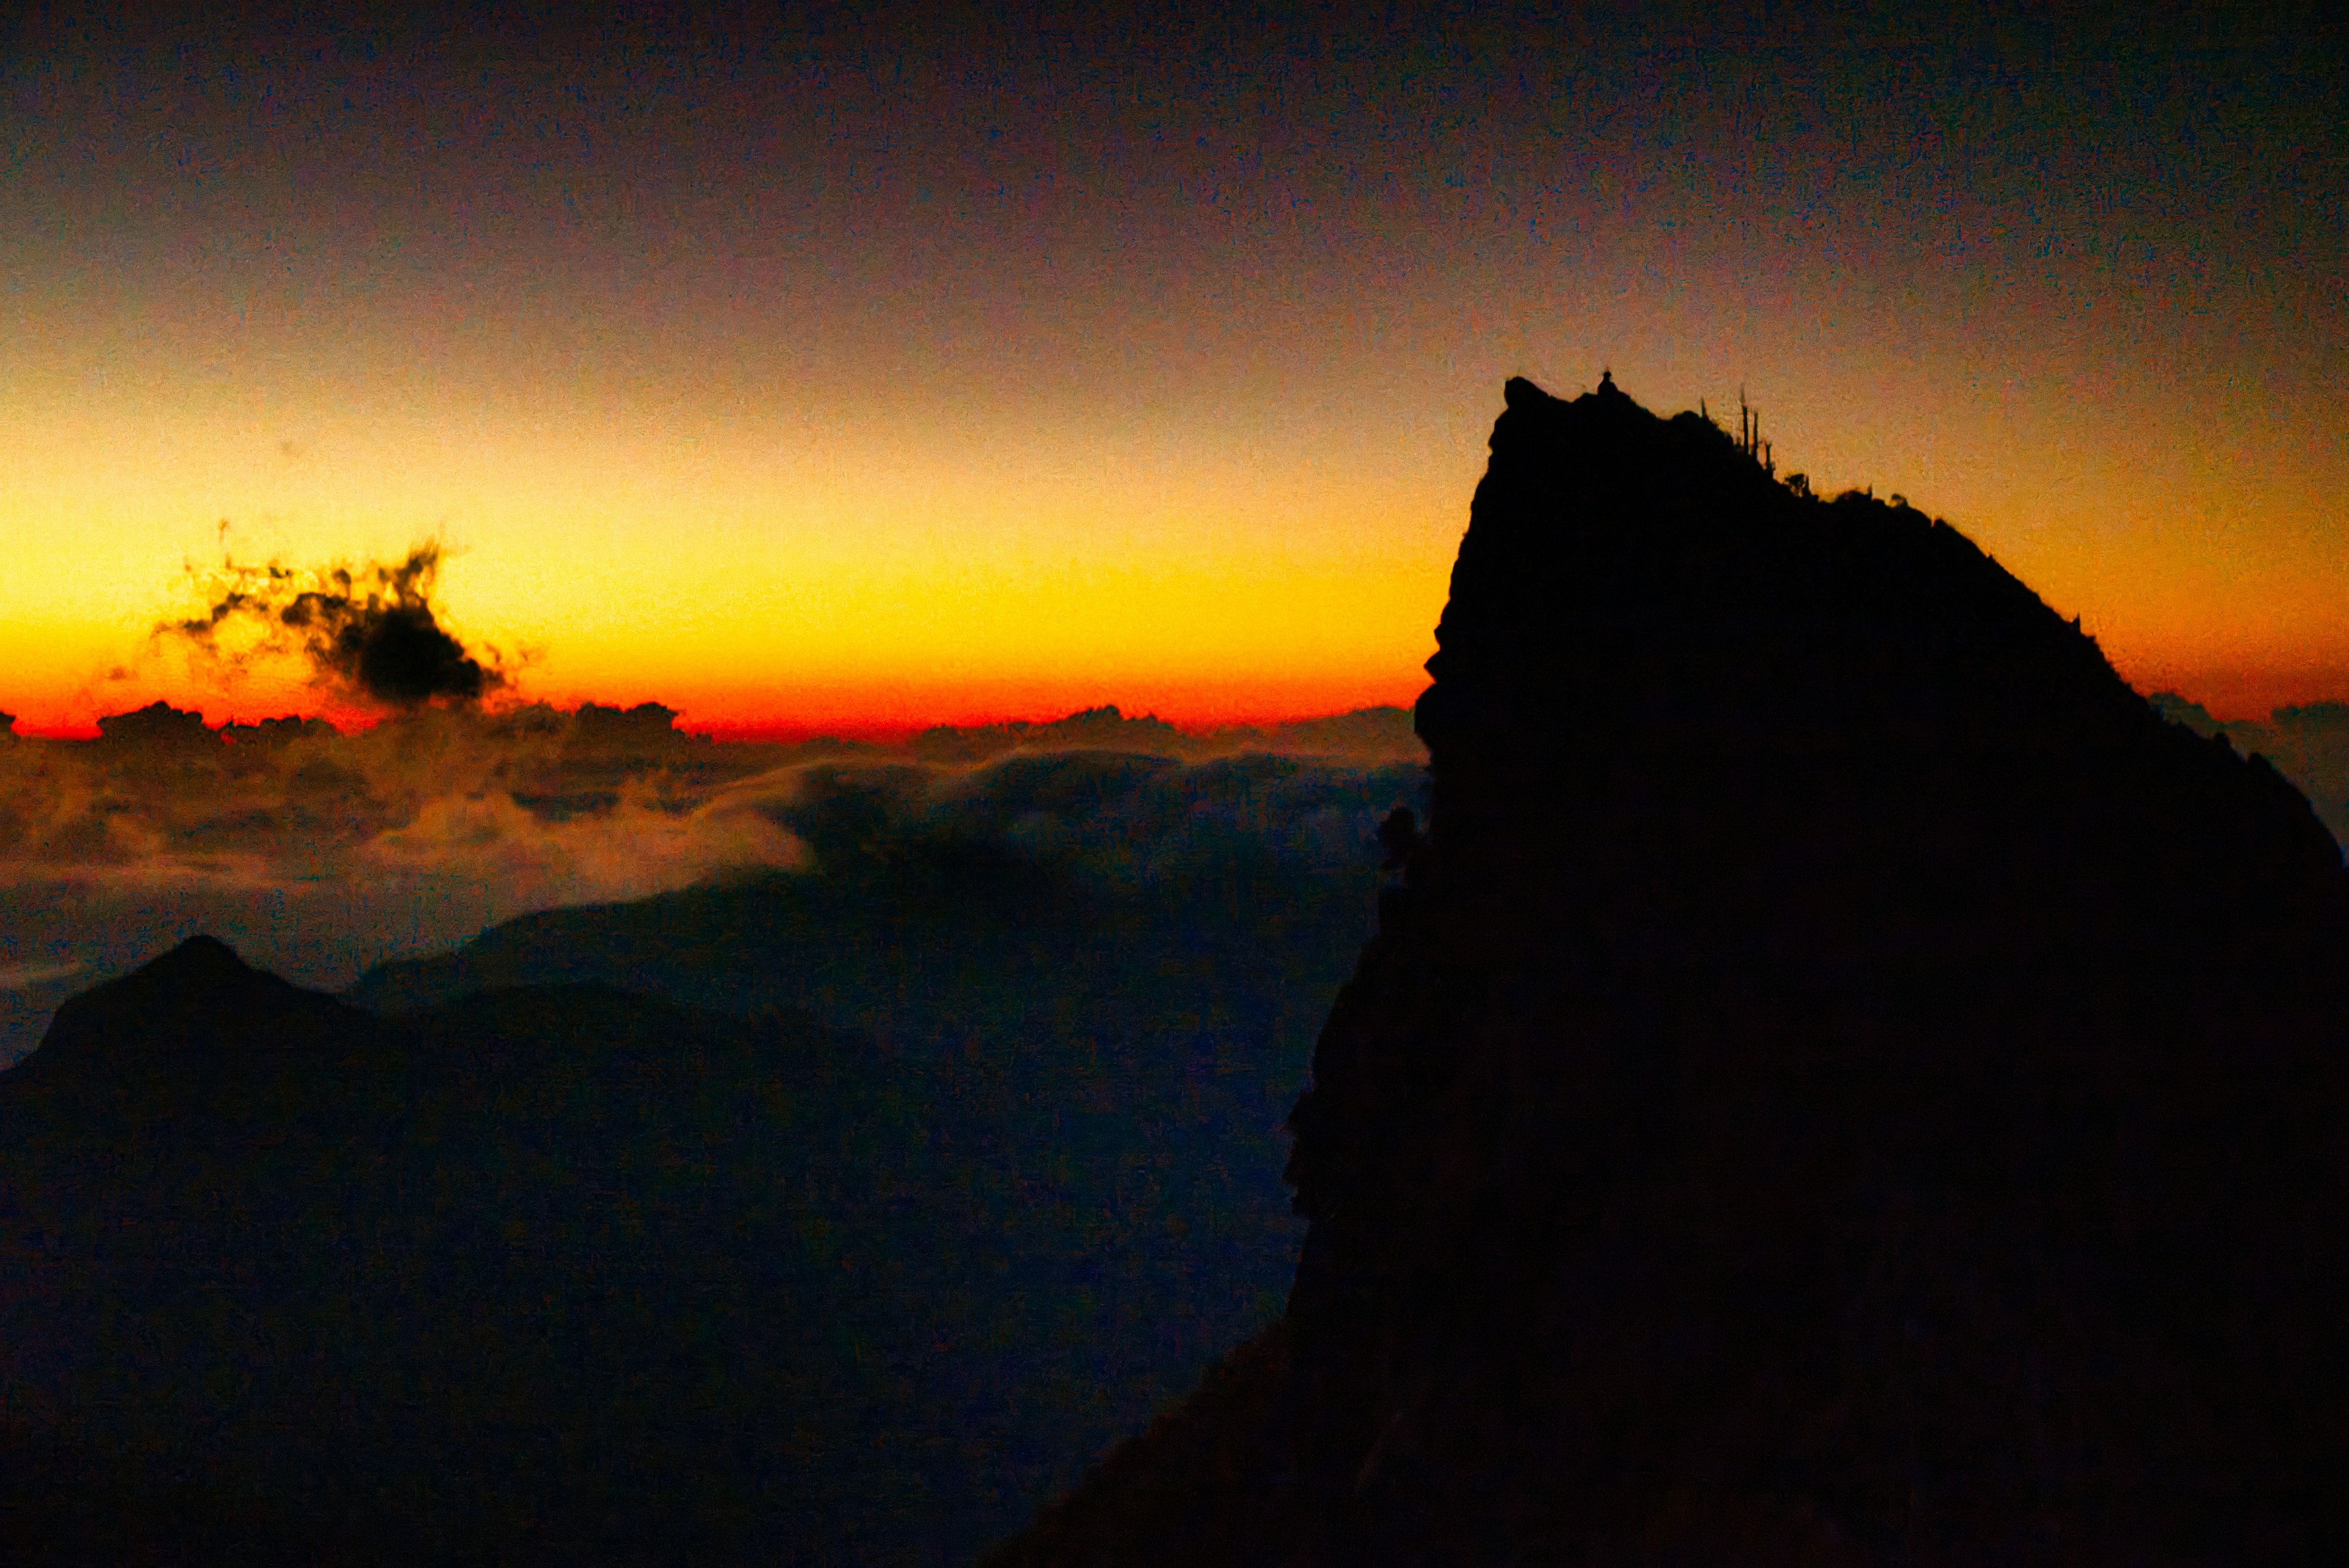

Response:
(995, 378), (2349, 1564)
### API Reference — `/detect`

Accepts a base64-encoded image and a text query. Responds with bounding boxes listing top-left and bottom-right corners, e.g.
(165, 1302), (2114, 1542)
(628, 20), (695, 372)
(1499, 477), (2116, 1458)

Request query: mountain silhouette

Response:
(23, 934), (360, 1076)
(0, 937), (1051, 1562)
(987, 377), (2349, 1564)
(0, 815), (1392, 1566)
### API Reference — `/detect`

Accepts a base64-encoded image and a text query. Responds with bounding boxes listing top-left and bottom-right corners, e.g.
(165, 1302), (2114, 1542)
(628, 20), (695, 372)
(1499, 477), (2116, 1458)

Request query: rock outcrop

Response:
(992, 377), (2349, 1563)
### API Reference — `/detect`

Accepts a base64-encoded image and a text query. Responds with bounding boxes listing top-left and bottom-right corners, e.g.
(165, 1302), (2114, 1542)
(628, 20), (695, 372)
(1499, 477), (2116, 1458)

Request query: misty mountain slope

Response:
(989, 377), (2349, 1566)
(337, 749), (1426, 1531)
(350, 749), (1424, 1023)
(346, 754), (1420, 1183)
(0, 929), (1351, 1564)
(0, 751), (1421, 1565)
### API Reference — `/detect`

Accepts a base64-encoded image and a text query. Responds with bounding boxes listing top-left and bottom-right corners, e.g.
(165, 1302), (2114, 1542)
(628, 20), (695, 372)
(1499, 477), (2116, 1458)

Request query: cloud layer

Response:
(0, 703), (1427, 1063)
(6, 682), (2338, 1070)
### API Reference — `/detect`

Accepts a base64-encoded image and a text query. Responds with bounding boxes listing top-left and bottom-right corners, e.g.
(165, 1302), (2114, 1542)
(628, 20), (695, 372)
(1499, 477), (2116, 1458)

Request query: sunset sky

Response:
(4, 4), (2342, 736)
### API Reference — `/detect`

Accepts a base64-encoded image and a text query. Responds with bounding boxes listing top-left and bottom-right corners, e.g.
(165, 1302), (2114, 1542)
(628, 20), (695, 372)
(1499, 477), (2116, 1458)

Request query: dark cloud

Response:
(163, 542), (505, 707)
(907, 704), (1423, 767)
(94, 700), (216, 751)
(752, 748), (1430, 893)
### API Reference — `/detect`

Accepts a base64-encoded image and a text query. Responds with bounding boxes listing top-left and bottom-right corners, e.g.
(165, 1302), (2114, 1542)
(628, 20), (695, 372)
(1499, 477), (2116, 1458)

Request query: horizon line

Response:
(1, 695), (1430, 747)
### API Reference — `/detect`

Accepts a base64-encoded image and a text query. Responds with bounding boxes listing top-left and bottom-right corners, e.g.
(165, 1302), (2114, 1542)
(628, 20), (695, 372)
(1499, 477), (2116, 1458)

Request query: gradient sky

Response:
(4, 2), (2342, 735)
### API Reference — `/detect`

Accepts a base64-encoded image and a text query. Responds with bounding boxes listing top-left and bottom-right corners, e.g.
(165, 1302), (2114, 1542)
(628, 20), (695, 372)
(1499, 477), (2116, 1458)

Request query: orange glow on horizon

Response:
(0, 685), (1436, 745)
(6, 10), (2341, 751)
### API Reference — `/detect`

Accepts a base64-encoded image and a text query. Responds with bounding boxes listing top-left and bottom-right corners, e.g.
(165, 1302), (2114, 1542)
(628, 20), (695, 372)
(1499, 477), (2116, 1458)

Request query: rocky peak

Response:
(994, 377), (2349, 1564)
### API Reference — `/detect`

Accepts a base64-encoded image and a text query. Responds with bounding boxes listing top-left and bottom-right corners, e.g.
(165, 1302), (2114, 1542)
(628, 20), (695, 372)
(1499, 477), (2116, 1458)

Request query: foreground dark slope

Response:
(3, 937), (1219, 1563)
(991, 377), (2349, 1564)
(0, 941), (891, 1561)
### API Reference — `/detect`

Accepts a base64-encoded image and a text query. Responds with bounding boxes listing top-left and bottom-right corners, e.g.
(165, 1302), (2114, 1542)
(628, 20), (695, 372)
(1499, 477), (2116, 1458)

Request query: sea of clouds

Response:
(0, 700), (1427, 1063)
(5, 682), (2339, 1068)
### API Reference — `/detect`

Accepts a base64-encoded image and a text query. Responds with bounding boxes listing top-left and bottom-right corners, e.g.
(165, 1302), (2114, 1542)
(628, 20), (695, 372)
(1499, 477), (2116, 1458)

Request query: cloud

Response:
(357, 786), (803, 908)
(907, 704), (1424, 766)
(0, 960), (85, 992)
(0, 700), (1430, 1064)
(160, 541), (506, 708)
(722, 746), (1431, 893)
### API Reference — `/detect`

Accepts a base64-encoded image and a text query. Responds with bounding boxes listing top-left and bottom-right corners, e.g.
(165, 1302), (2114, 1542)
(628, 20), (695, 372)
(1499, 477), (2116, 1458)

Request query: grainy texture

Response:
(995, 377), (2349, 1564)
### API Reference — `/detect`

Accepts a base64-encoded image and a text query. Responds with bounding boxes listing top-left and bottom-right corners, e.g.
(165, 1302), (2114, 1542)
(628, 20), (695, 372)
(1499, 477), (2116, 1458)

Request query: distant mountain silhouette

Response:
(24, 933), (357, 1074)
(0, 816), (1393, 1565)
(0, 937), (1075, 1562)
(987, 377), (2349, 1563)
